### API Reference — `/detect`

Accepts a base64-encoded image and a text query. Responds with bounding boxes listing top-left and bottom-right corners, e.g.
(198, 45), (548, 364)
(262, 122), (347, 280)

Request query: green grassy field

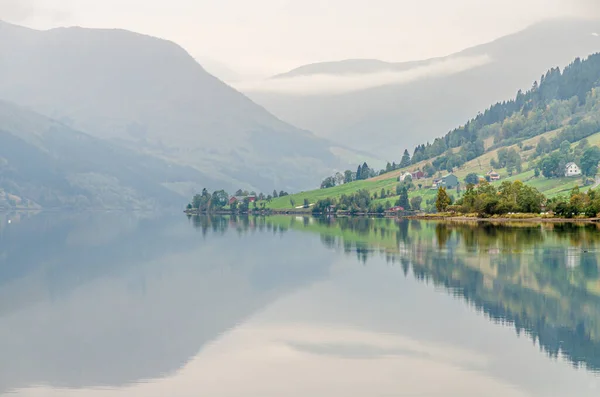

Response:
(268, 178), (398, 209)
(261, 128), (600, 210)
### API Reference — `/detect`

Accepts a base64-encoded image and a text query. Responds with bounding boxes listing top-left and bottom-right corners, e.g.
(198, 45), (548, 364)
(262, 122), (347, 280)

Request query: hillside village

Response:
(192, 131), (596, 216)
(259, 54), (600, 213)
(189, 53), (600, 216)
(258, 130), (599, 214)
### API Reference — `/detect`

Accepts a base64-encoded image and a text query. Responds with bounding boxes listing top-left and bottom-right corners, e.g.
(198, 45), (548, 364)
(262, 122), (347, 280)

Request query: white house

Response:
(399, 172), (412, 182)
(565, 162), (582, 177)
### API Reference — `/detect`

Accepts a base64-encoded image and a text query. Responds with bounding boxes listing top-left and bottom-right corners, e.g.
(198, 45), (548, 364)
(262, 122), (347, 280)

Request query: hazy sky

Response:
(1, 0), (599, 77)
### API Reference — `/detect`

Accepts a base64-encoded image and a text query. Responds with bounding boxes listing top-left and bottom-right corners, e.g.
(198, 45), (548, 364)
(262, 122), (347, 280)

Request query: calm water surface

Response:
(1, 213), (600, 396)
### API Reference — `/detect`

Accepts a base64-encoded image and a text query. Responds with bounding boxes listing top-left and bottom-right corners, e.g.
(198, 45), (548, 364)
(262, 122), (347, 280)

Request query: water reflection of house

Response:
(566, 247), (580, 269)
(488, 247), (500, 255)
(414, 244), (425, 263)
(397, 241), (411, 256)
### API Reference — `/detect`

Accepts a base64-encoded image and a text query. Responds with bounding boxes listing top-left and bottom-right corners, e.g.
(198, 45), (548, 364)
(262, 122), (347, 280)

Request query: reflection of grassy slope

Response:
(428, 229), (600, 371)
(413, 254), (600, 369)
(274, 216), (600, 372)
(194, 215), (600, 370)
(268, 216), (440, 253)
(267, 216), (400, 251)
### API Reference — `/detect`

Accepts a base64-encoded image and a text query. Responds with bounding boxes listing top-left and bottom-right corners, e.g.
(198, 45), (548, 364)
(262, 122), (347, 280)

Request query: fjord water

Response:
(1, 213), (600, 396)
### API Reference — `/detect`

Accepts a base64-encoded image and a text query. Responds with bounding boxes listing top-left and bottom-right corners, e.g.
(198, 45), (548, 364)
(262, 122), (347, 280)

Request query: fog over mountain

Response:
(245, 19), (600, 160)
(0, 20), (342, 200)
(2, 7), (600, 208)
(0, 99), (222, 209)
(238, 55), (492, 95)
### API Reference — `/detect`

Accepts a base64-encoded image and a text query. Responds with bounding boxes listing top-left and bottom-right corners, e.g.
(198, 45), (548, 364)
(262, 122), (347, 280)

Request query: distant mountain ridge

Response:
(0, 20), (341, 194)
(246, 18), (600, 160)
(0, 100), (223, 209)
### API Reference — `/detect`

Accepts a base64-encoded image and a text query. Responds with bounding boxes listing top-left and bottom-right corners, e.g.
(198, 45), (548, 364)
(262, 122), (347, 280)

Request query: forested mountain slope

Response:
(0, 20), (340, 192)
(246, 19), (600, 159)
(263, 52), (600, 211)
(0, 100), (219, 209)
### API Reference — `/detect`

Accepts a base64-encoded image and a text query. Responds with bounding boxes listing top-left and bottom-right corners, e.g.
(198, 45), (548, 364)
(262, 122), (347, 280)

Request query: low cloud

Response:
(235, 55), (492, 95)
(574, 0), (600, 17)
(0, 0), (70, 23)
(0, 0), (35, 21)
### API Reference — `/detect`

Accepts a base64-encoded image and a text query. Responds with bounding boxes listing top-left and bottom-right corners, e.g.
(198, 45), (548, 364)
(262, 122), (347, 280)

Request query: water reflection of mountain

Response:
(3, 213), (600, 394)
(190, 215), (600, 375)
(282, 216), (600, 374)
(0, 213), (332, 394)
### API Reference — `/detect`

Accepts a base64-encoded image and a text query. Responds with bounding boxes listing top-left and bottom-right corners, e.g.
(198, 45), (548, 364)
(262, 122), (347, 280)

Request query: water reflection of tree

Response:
(189, 216), (600, 373)
(426, 225), (600, 373)
(309, 219), (600, 374)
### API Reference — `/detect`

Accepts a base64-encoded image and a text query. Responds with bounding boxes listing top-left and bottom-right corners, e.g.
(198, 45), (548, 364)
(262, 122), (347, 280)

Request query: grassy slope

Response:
(266, 126), (599, 210)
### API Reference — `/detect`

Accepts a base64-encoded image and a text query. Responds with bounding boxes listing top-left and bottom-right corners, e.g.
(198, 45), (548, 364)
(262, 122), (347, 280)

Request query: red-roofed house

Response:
(411, 170), (424, 180)
(229, 196), (256, 205)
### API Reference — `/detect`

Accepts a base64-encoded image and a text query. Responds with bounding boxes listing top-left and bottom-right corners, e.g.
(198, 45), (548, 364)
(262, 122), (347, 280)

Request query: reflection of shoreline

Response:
(407, 215), (600, 224)
(0, 209), (42, 213)
(187, 211), (600, 227)
(239, 216), (600, 375)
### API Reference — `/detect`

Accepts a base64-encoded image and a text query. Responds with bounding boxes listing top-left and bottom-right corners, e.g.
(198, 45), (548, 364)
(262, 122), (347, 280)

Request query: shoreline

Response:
(184, 209), (600, 224)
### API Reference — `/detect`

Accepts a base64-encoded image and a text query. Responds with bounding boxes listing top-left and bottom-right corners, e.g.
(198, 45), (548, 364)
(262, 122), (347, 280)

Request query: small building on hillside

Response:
(443, 174), (459, 189)
(411, 170), (424, 180)
(487, 169), (501, 181)
(565, 162), (582, 177)
(387, 206), (404, 213)
(229, 195), (256, 205)
(399, 172), (412, 182)
(432, 174), (459, 189)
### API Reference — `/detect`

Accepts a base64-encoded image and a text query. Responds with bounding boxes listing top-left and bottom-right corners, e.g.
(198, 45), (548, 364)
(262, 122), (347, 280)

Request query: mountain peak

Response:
(0, 21), (339, 192)
(246, 17), (600, 159)
(0, 19), (31, 30)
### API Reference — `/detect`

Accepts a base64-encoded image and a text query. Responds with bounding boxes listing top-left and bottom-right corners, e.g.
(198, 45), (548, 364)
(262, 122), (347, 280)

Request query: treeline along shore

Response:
(185, 180), (600, 223)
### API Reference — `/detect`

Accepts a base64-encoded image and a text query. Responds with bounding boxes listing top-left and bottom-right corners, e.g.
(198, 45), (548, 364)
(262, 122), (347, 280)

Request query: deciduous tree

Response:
(464, 173), (480, 185)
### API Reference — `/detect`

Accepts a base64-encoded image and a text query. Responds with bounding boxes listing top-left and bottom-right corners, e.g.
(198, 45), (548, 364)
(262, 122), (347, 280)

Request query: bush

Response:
(312, 198), (336, 214)
(555, 202), (576, 218)
(446, 205), (462, 214)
